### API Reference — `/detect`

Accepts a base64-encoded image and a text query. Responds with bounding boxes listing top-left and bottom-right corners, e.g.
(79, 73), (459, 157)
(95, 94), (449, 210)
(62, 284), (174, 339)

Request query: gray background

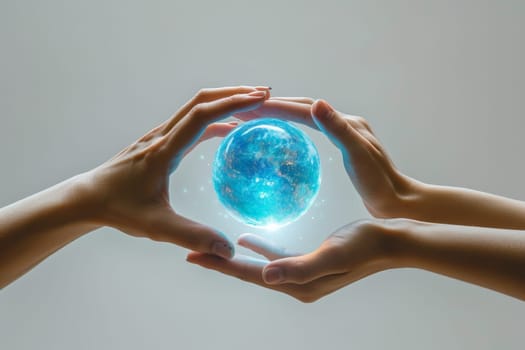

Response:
(1, 0), (524, 349)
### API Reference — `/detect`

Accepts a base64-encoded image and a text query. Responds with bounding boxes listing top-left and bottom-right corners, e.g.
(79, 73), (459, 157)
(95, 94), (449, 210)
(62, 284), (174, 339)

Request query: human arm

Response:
(187, 219), (525, 302)
(235, 98), (525, 229)
(0, 86), (270, 288)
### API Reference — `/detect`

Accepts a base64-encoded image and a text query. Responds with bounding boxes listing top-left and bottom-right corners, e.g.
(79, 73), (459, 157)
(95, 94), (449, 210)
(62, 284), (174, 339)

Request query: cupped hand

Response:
(186, 219), (405, 302)
(82, 86), (270, 258)
(234, 98), (416, 218)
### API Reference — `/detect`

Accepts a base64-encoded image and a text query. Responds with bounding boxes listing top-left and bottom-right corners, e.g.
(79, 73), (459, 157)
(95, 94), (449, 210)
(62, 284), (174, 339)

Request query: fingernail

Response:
(314, 100), (334, 120)
(255, 86), (272, 91)
(247, 90), (267, 98)
(263, 267), (284, 284)
(212, 241), (234, 259)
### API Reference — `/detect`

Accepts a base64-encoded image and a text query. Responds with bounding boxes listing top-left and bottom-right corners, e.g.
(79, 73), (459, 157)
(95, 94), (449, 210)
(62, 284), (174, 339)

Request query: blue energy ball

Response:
(212, 118), (321, 228)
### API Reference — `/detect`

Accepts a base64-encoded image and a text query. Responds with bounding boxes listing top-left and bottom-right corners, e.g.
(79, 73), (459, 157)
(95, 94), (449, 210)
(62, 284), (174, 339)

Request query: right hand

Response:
(235, 98), (417, 218)
(187, 218), (407, 303)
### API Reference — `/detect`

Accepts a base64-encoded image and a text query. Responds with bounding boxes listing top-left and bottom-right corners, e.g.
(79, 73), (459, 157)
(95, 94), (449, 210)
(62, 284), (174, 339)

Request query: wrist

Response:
(59, 172), (104, 229)
(377, 218), (424, 268)
(393, 176), (434, 221)
(373, 175), (428, 220)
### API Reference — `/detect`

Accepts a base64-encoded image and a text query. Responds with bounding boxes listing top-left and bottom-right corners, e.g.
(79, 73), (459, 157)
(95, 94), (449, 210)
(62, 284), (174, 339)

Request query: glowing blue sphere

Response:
(212, 118), (321, 229)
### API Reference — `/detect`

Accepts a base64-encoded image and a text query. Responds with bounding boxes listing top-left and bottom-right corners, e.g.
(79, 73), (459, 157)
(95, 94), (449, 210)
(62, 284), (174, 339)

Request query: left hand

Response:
(186, 219), (405, 302)
(82, 86), (271, 258)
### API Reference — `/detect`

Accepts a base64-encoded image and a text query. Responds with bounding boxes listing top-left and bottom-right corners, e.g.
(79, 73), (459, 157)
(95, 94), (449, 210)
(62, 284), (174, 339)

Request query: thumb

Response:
(311, 99), (357, 151)
(262, 248), (342, 285)
(145, 207), (235, 259)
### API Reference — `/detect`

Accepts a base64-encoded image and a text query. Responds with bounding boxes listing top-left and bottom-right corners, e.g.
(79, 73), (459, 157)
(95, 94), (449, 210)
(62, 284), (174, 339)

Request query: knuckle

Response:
(355, 116), (367, 125)
(225, 95), (238, 105)
(298, 97), (315, 104)
(341, 118), (354, 131)
(189, 104), (207, 120)
(304, 97), (315, 104)
(223, 95), (234, 104)
(347, 118), (361, 129)
(353, 115), (373, 132)
(195, 88), (211, 100)
(237, 85), (250, 91)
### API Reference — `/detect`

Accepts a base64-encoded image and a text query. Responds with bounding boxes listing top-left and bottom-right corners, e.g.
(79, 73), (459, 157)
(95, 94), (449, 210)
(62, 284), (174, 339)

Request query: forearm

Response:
(398, 221), (525, 300)
(0, 174), (100, 288)
(400, 181), (525, 229)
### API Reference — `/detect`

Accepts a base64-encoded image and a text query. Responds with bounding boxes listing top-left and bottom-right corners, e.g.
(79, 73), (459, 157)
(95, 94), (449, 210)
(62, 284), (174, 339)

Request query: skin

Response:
(0, 85), (271, 289)
(187, 98), (525, 302)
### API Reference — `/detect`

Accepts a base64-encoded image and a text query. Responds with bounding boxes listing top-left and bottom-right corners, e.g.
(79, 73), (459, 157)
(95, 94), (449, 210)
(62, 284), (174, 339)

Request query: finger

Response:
(311, 99), (370, 151)
(237, 233), (301, 261)
(233, 99), (318, 129)
(146, 207), (234, 259)
(167, 91), (268, 157)
(186, 252), (270, 284)
(182, 121), (239, 158)
(186, 251), (351, 303)
(186, 252), (306, 296)
(187, 252), (269, 267)
(199, 121), (239, 142)
(164, 86), (271, 134)
(269, 97), (315, 105)
(262, 246), (345, 285)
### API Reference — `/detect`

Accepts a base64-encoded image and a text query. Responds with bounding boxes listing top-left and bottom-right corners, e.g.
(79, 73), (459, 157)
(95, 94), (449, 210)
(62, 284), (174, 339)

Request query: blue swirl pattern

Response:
(213, 119), (321, 228)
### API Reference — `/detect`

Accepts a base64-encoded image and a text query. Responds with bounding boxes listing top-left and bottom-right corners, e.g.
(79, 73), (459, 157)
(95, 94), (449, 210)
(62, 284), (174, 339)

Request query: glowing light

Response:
(212, 118), (321, 228)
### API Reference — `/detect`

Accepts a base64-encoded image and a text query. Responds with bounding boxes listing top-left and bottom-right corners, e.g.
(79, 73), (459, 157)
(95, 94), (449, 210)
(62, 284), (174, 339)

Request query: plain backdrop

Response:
(1, 1), (524, 349)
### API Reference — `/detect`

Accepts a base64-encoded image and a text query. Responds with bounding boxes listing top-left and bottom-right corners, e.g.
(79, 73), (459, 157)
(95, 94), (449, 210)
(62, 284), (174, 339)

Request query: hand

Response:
(237, 97), (525, 229)
(82, 86), (271, 258)
(186, 219), (403, 302)
(234, 98), (416, 219)
(188, 216), (525, 302)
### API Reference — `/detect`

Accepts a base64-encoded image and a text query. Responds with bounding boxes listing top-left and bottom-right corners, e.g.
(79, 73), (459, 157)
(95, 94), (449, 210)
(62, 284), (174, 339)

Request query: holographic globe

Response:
(212, 118), (321, 229)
